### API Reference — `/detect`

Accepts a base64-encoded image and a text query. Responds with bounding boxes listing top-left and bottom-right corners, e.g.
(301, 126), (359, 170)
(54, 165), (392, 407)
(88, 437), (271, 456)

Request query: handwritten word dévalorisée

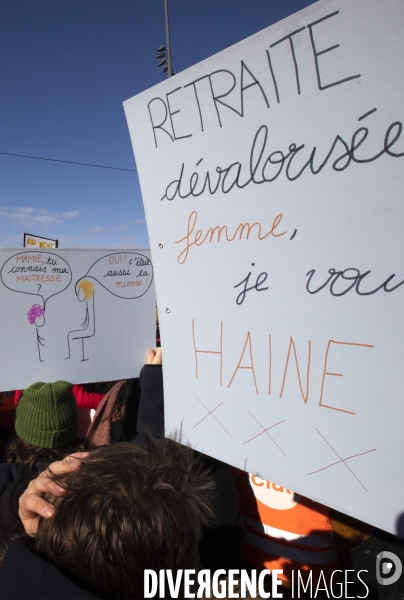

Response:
(161, 110), (403, 202)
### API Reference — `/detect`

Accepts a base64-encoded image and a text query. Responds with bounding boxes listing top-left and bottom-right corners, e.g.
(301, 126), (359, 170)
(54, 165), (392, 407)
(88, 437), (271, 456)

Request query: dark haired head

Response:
(4, 430), (93, 472)
(35, 439), (215, 599)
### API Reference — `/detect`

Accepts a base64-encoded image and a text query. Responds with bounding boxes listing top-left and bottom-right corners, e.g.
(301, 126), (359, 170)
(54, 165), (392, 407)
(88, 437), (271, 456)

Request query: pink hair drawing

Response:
(27, 304), (45, 325)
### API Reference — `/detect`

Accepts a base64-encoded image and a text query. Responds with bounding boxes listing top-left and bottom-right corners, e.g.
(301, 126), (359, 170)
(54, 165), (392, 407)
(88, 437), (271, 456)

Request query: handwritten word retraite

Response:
(150, 10), (361, 148)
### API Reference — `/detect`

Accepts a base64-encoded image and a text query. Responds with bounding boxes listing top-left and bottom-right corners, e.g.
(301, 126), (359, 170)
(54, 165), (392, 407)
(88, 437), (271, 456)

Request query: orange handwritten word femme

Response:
(175, 211), (286, 264)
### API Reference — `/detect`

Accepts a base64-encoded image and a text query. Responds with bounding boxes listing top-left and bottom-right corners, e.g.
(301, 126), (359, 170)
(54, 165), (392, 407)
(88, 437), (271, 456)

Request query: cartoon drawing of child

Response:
(27, 304), (45, 362)
(66, 278), (95, 362)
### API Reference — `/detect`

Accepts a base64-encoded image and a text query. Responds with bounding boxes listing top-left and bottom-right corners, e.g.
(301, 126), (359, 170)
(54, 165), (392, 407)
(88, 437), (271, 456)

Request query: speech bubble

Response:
(1, 251), (72, 306)
(84, 252), (153, 299)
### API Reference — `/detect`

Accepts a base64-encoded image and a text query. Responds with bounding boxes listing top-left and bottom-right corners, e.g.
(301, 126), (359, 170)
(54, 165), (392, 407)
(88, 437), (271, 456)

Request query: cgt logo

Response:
(376, 551), (402, 586)
(250, 475), (301, 510)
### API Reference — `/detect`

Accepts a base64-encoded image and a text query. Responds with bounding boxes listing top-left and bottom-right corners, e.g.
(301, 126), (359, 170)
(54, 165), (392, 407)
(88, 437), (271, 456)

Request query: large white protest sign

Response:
(125, 0), (404, 534)
(0, 248), (155, 389)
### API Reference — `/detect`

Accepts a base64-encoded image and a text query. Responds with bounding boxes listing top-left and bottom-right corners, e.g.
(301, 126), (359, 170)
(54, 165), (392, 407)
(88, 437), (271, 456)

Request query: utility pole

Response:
(156, 1), (174, 78)
(164, 0), (173, 77)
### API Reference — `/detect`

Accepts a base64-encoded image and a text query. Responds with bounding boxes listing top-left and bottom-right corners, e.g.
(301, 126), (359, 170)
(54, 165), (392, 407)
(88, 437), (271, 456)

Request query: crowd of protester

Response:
(0, 346), (401, 599)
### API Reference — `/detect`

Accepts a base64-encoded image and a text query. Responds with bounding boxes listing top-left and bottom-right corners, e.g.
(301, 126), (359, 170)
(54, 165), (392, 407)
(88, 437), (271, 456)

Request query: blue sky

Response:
(0, 0), (316, 249)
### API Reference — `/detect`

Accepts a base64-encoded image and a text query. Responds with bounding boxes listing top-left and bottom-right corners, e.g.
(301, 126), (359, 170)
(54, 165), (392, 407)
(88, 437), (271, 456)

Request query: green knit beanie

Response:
(15, 381), (78, 449)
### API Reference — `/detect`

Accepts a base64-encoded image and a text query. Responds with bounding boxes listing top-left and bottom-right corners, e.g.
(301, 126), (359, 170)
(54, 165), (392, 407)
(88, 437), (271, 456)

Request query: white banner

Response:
(23, 233), (58, 248)
(0, 248), (155, 389)
(125, 0), (404, 535)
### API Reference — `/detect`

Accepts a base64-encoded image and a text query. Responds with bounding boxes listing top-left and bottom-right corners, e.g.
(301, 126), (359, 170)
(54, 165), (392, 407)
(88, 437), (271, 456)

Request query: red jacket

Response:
(14, 385), (104, 410)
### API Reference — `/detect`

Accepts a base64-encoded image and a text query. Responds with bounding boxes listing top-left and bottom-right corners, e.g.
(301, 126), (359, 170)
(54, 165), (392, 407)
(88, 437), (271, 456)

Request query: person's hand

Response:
(19, 452), (89, 537)
(146, 347), (162, 365)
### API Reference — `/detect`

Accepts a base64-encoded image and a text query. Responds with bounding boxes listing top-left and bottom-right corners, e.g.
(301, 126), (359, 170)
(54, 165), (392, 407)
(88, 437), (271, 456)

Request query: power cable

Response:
(0, 151), (137, 172)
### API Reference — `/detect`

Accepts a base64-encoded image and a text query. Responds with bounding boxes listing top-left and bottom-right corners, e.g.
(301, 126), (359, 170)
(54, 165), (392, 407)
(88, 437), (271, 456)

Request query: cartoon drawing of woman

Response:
(27, 303), (45, 362)
(66, 278), (95, 361)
